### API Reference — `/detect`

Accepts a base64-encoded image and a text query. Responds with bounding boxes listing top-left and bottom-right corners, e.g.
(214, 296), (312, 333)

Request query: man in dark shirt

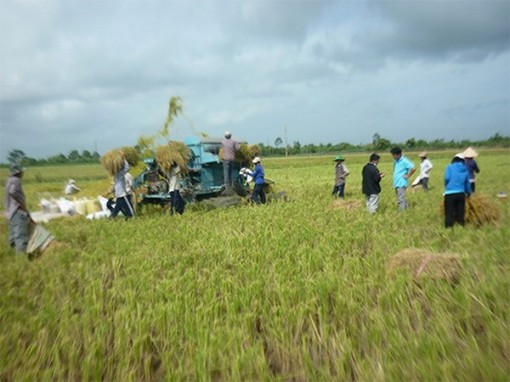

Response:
(362, 153), (385, 214)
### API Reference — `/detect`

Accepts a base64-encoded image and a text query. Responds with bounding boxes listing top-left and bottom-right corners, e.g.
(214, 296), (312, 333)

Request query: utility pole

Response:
(284, 126), (288, 157)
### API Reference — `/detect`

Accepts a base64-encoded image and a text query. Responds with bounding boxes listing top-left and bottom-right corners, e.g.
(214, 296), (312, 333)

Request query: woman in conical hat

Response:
(463, 147), (480, 192)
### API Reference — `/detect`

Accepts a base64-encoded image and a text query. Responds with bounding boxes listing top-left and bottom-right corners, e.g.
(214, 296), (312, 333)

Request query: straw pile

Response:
(439, 193), (500, 226)
(235, 144), (261, 166)
(101, 149), (125, 176)
(121, 146), (141, 167)
(387, 248), (463, 283)
(331, 199), (362, 210)
(156, 141), (191, 173)
(466, 193), (500, 226)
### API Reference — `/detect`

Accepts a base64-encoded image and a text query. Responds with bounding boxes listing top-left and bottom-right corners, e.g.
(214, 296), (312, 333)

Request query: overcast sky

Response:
(1, 0), (509, 159)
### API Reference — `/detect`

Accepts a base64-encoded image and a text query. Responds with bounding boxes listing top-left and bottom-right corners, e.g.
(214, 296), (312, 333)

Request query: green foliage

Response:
(0, 150), (509, 380)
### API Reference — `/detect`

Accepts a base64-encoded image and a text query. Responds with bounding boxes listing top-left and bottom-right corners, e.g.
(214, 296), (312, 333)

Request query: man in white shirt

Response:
(413, 152), (433, 191)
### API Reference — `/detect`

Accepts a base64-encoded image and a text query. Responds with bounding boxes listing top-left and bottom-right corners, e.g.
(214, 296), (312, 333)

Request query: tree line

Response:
(3, 133), (509, 167)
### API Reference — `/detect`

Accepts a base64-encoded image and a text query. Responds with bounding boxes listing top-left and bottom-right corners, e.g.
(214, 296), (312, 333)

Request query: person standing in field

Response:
(463, 147), (480, 193)
(125, 171), (134, 211)
(222, 131), (240, 187)
(5, 164), (30, 253)
(390, 147), (415, 210)
(331, 155), (350, 199)
(245, 157), (266, 204)
(362, 153), (385, 214)
(110, 154), (135, 219)
(65, 179), (81, 195)
(168, 163), (185, 215)
(444, 153), (471, 228)
(412, 152), (433, 191)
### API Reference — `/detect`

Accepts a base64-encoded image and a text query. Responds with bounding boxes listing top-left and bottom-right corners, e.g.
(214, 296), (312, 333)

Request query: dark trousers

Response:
(444, 193), (466, 228)
(252, 183), (266, 204)
(470, 182), (476, 193)
(170, 190), (185, 215)
(421, 177), (429, 191)
(332, 184), (345, 198)
(111, 195), (134, 218)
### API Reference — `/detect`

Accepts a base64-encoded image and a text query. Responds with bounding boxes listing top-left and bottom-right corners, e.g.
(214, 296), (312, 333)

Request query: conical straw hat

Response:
(463, 147), (478, 158)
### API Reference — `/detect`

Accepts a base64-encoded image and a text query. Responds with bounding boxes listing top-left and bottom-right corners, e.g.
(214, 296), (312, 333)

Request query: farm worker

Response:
(110, 155), (135, 219)
(65, 179), (81, 195)
(444, 153), (471, 228)
(331, 155), (350, 199)
(362, 153), (385, 214)
(390, 146), (415, 210)
(411, 152), (433, 191)
(125, 171), (134, 210)
(4, 164), (30, 252)
(222, 130), (240, 187)
(244, 157), (266, 204)
(463, 147), (480, 193)
(168, 163), (185, 215)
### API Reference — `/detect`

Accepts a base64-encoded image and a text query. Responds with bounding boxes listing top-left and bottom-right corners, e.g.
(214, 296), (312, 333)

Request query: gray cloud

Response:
(0, 0), (508, 159)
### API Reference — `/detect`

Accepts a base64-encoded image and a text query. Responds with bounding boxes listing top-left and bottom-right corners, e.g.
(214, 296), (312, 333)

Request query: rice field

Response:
(1, 149), (509, 380)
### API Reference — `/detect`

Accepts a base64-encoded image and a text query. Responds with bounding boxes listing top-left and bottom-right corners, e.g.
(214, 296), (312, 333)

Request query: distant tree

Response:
(374, 138), (392, 151)
(372, 133), (381, 146)
(405, 138), (416, 148)
(7, 149), (26, 165)
(68, 150), (80, 161)
(82, 150), (92, 159)
(274, 137), (283, 147)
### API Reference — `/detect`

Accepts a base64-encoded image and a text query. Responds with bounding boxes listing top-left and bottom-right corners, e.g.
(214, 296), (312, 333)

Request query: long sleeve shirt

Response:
(5, 176), (27, 219)
(362, 163), (382, 195)
(419, 159), (433, 179)
(221, 138), (240, 161)
(114, 160), (130, 198)
(444, 162), (471, 195)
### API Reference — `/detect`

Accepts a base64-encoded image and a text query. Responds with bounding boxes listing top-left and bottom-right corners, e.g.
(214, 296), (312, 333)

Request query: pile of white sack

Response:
(31, 196), (112, 223)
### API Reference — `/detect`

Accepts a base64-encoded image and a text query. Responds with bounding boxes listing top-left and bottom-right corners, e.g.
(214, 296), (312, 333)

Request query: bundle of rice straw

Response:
(466, 193), (500, 226)
(235, 144), (261, 166)
(387, 248), (463, 283)
(439, 193), (500, 227)
(331, 199), (362, 210)
(121, 146), (141, 167)
(156, 141), (191, 173)
(101, 149), (125, 176)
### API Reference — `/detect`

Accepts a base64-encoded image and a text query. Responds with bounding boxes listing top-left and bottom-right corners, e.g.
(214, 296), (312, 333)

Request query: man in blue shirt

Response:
(390, 147), (415, 210)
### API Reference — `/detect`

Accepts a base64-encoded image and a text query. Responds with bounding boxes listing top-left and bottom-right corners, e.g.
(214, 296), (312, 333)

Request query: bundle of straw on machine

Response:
(101, 149), (126, 176)
(155, 141), (191, 174)
(121, 146), (141, 167)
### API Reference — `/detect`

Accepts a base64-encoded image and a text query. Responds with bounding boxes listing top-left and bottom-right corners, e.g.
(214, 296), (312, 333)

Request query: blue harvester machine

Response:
(133, 136), (247, 206)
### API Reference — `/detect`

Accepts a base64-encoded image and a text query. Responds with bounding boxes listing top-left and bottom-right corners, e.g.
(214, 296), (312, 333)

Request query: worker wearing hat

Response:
(4, 164), (30, 252)
(443, 153), (471, 228)
(332, 155), (350, 199)
(65, 178), (81, 195)
(222, 130), (240, 187)
(413, 152), (433, 191)
(245, 157), (266, 204)
(463, 147), (480, 193)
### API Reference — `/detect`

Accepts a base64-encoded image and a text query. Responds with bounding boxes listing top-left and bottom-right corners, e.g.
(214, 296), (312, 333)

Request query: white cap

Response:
(224, 130), (231, 137)
(252, 157), (261, 164)
(454, 153), (465, 160)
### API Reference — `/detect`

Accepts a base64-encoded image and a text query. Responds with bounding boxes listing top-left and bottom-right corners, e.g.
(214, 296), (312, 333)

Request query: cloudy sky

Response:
(1, 0), (509, 159)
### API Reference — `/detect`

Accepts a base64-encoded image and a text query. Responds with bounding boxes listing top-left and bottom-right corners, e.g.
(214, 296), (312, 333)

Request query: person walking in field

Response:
(244, 157), (266, 204)
(390, 147), (415, 210)
(331, 155), (350, 199)
(362, 153), (385, 214)
(168, 163), (185, 215)
(5, 164), (30, 253)
(110, 154), (135, 219)
(463, 147), (480, 193)
(222, 130), (240, 187)
(412, 152), (433, 191)
(444, 153), (471, 228)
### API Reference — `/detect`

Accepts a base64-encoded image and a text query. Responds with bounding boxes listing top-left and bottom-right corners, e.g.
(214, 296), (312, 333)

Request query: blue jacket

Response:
(444, 162), (471, 195)
(251, 164), (265, 185)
